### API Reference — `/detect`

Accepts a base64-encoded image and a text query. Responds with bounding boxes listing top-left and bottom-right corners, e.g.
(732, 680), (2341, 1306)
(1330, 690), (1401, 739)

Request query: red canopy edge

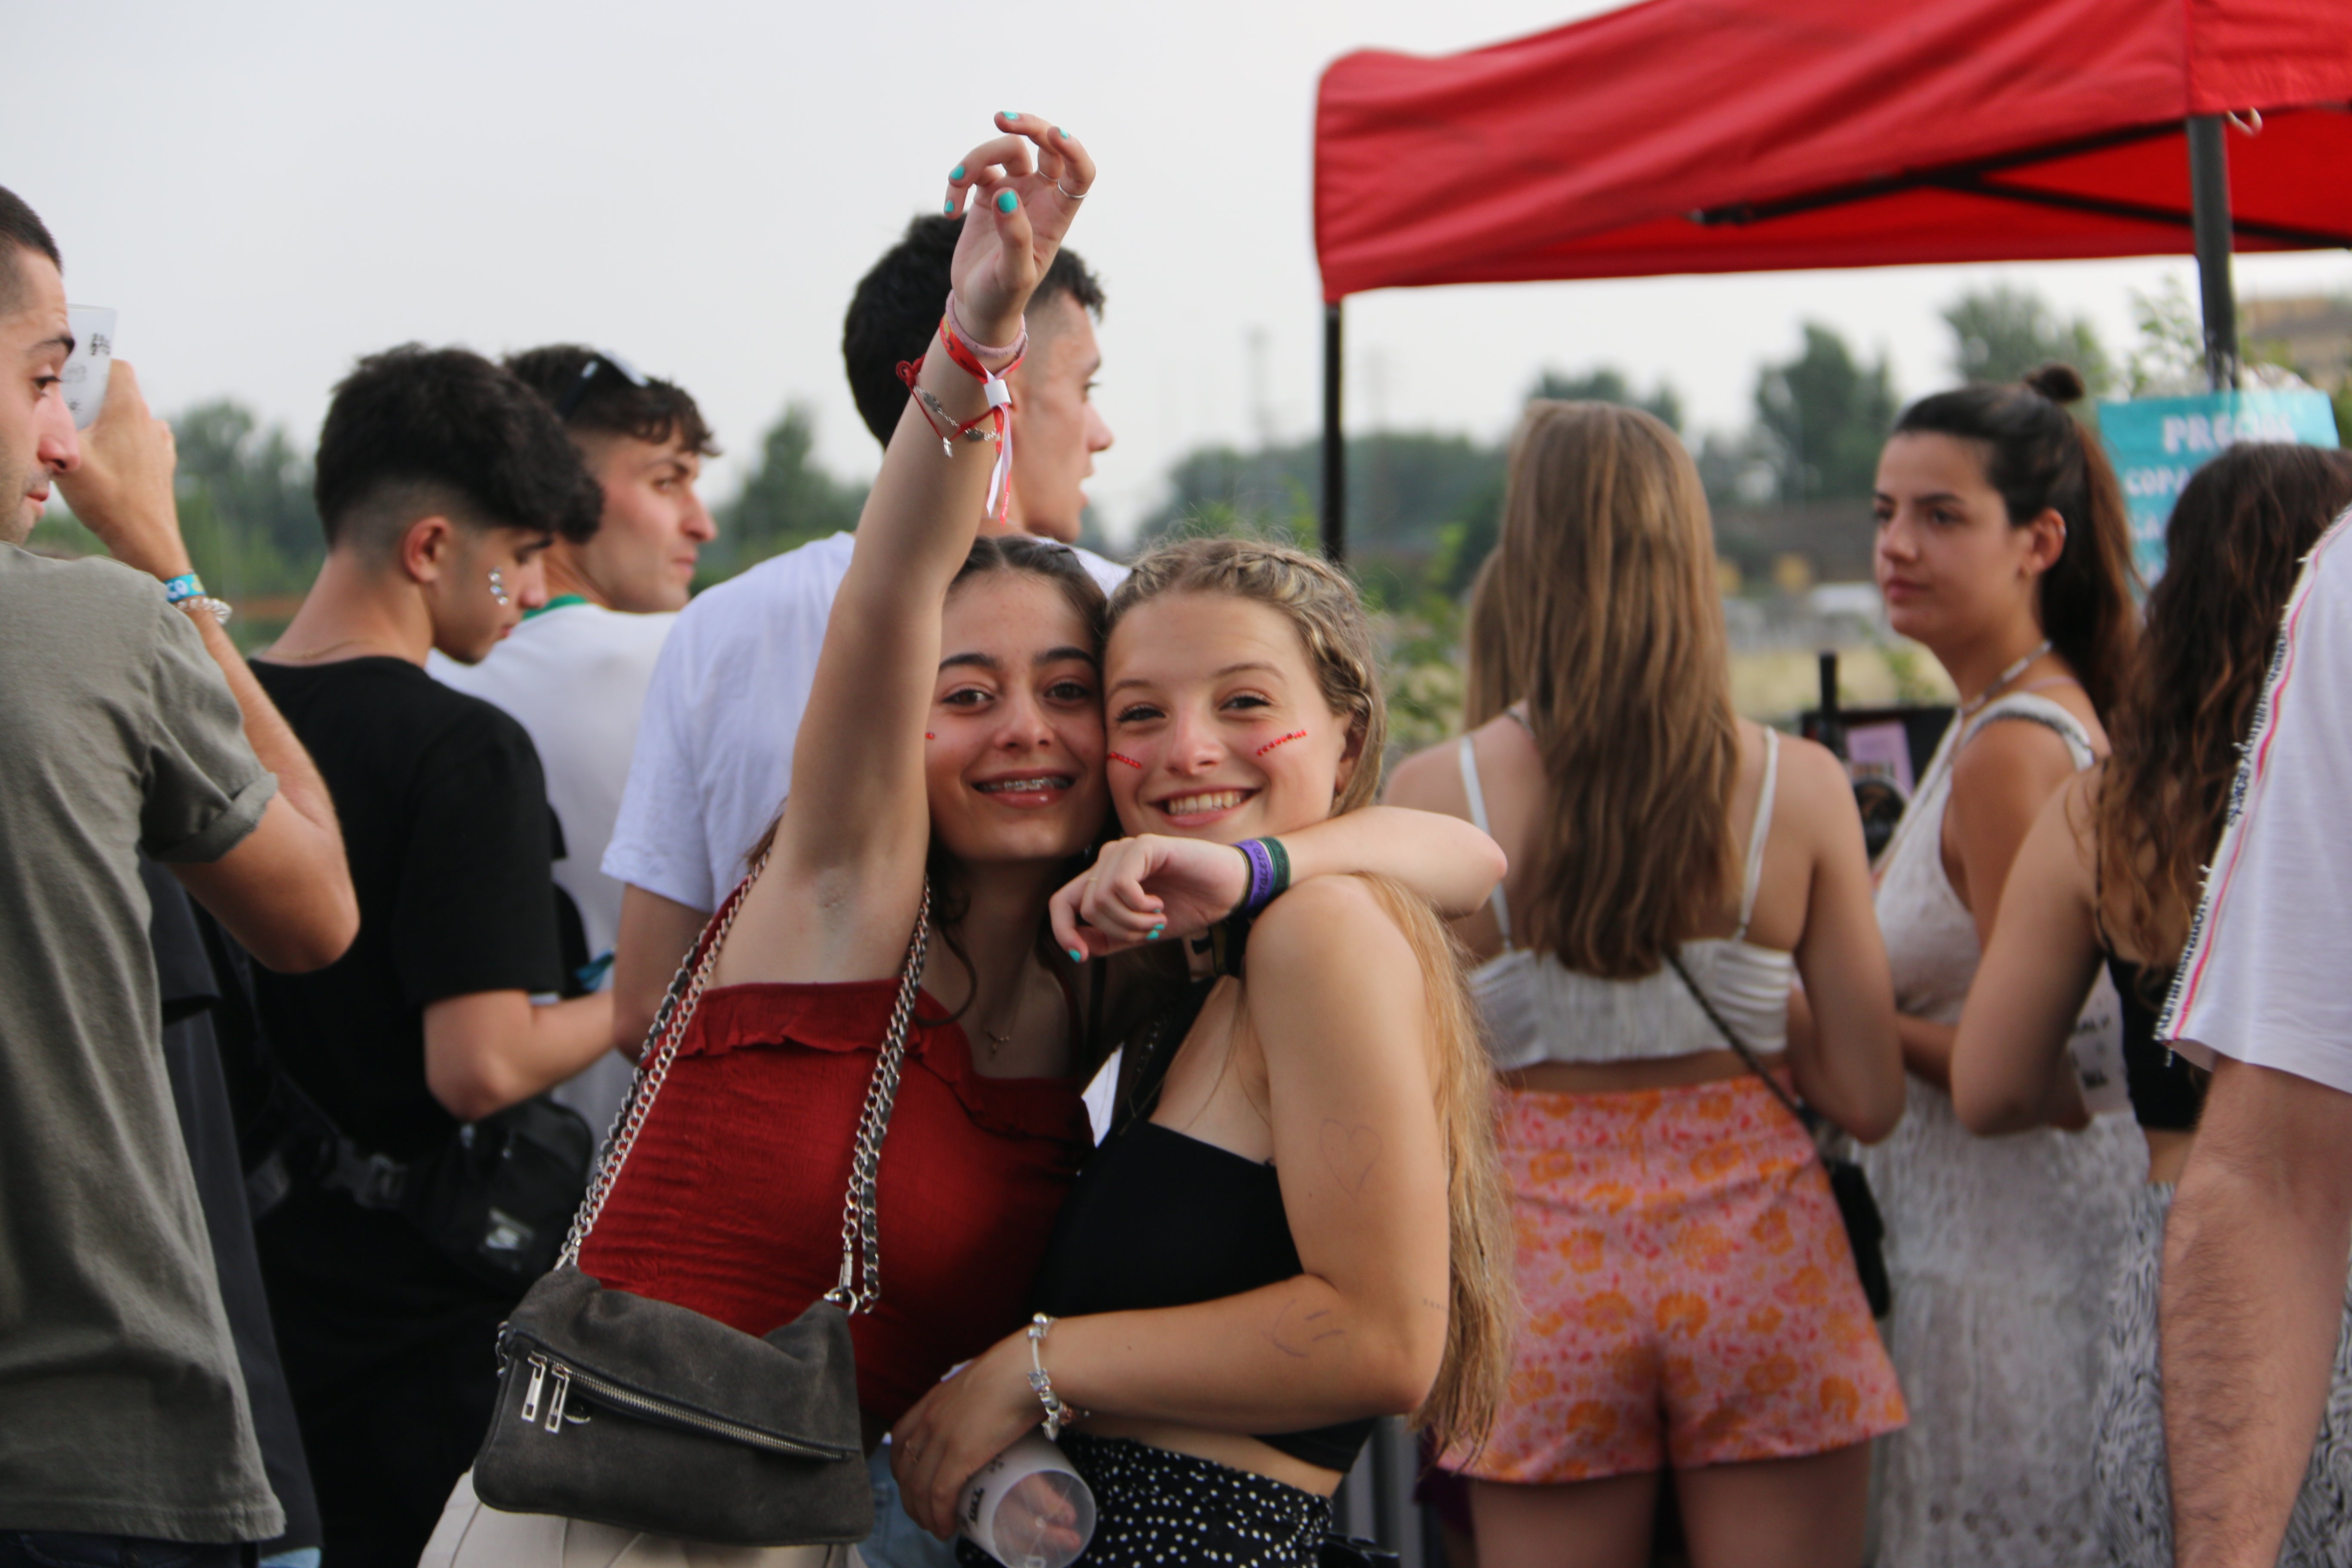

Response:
(1314, 0), (2352, 301)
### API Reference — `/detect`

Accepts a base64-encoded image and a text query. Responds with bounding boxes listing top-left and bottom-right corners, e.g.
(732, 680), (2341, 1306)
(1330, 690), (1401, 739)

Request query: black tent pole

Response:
(1322, 300), (1347, 562)
(2187, 114), (2239, 392)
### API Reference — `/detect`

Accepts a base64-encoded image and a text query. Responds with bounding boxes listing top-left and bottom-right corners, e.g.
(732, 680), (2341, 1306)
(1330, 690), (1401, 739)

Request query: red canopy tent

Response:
(1310, 0), (2352, 557)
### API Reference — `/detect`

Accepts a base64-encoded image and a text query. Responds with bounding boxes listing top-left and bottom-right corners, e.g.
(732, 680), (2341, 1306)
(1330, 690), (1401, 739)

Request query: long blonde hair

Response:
(1106, 536), (1513, 1453)
(1485, 401), (1740, 978)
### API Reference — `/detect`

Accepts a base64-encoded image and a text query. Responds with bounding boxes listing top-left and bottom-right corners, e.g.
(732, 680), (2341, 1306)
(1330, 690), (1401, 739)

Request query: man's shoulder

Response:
(665, 534), (856, 666)
(0, 544), (169, 630)
(688, 534), (857, 614)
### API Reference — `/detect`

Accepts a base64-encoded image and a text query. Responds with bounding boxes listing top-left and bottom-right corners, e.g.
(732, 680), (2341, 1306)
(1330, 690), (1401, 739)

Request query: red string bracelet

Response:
(894, 302), (1027, 523)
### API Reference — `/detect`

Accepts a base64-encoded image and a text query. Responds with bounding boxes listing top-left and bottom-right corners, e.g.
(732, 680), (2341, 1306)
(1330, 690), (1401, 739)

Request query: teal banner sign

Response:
(2101, 390), (2340, 577)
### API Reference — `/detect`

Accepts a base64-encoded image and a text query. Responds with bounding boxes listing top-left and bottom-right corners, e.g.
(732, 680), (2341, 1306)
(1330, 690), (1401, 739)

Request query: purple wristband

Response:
(1236, 839), (1277, 913)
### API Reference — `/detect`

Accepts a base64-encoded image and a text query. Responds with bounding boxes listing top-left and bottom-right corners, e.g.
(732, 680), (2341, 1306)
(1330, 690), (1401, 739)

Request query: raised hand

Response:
(54, 360), (191, 582)
(941, 113), (1096, 346)
(1050, 834), (1251, 961)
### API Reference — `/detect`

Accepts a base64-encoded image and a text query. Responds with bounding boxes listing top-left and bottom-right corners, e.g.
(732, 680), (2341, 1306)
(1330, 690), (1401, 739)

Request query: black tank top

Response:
(2105, 952), (2205, 1132)
(1030, 980), (1377, 1473)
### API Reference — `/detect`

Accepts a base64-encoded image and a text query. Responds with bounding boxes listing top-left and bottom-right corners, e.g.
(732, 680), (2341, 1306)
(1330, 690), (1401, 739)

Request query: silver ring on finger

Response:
(1055, 180), (1089, 200)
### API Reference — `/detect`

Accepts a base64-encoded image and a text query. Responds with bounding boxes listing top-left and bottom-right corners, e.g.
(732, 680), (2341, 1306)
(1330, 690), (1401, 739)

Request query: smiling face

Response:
(925, 571), (1109, 867)
(0, 246), (77, 545)
(1873, 430), (2054, 652)
(1102, 589), (1363, 843)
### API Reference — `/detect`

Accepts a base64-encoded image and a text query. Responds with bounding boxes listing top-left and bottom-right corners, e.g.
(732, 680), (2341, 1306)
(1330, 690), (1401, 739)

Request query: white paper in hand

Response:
(63, 306), (116, 430)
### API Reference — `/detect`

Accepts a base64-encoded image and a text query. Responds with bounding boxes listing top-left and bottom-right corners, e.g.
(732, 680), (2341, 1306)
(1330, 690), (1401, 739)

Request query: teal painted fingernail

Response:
(996, 190), (1017, 213)
(1149, 925), (1165, 940)
(951, 164), (966, 181)
(943, 200), (956, 214)
(1003, 110), (1019, 120)
(1066, 946), (1085, 963)
(1056, 127), (1067, 139)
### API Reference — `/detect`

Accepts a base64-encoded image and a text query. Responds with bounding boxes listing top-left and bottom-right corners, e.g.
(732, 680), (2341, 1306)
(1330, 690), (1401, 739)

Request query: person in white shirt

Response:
(2159, 502), (2352, 1568)
(603, 214), (1118, 1051)
(432, 347), (717, 1130)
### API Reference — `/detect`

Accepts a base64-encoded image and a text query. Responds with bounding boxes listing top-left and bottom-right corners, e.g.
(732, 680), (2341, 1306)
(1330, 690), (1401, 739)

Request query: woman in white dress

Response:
(1858, 364), (2145, 1566)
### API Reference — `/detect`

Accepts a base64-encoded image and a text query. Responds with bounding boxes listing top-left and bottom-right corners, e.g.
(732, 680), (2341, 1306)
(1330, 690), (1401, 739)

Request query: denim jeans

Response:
(0, 1535), (253, 1568)
(861, 1446), (959, 1568)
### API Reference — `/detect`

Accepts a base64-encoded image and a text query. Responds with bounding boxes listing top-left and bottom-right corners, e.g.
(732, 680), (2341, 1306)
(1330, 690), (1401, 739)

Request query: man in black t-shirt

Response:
(247, 346), (612, 1567)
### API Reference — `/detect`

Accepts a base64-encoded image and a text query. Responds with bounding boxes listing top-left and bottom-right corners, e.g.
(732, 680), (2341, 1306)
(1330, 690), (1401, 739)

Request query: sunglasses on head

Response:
(554, 349), (650, 420)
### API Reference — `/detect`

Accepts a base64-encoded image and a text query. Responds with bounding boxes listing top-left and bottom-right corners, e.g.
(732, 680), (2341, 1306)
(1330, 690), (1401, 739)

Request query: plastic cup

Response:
(62, 306), (116, 430)
(959, 1433), (1096, 1568)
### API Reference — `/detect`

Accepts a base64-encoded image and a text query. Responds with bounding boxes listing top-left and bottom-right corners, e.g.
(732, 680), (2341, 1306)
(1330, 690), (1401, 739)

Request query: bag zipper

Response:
(507, 1348), (848, 1459)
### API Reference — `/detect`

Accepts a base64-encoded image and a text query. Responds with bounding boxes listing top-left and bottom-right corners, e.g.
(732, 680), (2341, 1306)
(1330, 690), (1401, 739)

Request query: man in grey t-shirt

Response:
(0, 187), (358, 1561)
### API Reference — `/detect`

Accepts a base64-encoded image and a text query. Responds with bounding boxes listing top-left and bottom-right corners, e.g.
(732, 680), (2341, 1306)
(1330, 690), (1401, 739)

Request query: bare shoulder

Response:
(1765, 730), (1862, 837)
(1952, 713), (2080, 801)
(1246, 876), (1422, 993)
(1382, 739), (1461, 812)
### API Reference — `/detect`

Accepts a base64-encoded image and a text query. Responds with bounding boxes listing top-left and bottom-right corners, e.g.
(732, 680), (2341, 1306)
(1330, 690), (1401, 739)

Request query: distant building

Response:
(2243, 296), (2352, 389)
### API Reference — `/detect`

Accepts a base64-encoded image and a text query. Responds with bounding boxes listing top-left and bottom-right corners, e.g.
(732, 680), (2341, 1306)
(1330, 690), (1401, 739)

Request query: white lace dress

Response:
(1859, 693), (2144, 1568)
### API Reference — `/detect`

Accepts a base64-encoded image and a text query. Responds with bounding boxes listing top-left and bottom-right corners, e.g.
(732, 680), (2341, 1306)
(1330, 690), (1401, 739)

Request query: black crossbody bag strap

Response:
(1666, 949), (1893, 1318)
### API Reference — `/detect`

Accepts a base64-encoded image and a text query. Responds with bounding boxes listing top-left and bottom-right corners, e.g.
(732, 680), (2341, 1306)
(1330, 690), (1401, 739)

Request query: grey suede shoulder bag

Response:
(469, 867), (931, 1546)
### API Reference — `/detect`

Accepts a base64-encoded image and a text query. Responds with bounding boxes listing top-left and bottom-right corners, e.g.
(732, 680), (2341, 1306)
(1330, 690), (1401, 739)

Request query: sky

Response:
(10, 0), (2348, 544)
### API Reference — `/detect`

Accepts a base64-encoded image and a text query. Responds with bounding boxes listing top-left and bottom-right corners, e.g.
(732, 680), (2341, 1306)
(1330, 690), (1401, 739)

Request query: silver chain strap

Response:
(559, 860), (931, 1324)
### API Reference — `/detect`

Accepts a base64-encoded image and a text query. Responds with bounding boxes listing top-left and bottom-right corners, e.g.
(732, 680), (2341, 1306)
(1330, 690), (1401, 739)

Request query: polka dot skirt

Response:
(955, 1433), (1332, 1568)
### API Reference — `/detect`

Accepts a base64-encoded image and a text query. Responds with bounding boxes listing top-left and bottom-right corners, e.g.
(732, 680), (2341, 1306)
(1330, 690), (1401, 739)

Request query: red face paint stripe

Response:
(1256, 730), (1308, 757)
(1109, 752), (1145, 769)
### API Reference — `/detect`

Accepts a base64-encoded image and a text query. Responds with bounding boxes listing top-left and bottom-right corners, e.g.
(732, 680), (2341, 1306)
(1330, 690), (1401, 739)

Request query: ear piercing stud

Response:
(1256, 730), (1308, 757)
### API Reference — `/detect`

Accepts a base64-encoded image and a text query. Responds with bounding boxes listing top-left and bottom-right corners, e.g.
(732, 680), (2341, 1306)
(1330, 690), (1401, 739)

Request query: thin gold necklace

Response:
(978, 966), (1033, 1058)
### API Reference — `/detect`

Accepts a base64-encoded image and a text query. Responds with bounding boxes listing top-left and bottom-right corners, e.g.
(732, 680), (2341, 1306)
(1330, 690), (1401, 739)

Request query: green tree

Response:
(705, 405), (868, 583)
(1942, 285), (2112, 391)
(169, 400), (323, 605)
(2126, 275), (2207, 395)
(1755, 323), (1897, 502)
(1528, 366), (1684, 432)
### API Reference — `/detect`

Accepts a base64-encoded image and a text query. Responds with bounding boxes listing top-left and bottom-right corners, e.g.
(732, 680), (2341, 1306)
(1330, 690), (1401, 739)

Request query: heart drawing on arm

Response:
(1319, 1119), (1382, 1196)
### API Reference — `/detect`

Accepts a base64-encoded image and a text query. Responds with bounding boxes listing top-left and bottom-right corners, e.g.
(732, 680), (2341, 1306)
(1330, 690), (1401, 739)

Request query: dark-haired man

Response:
(432, 346), (717, 1127)
(605, 216), (1118, 1046)
(246, 346), (613, 1566)
(0, 184), (357, 1564)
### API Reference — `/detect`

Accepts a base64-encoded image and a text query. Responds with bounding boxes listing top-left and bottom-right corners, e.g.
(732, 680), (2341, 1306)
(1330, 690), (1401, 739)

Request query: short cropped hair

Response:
(504, 345), (719, 458)
(0, 185), (62, 318)
(314, 345), (604, 553)
(842, 214), (1106, 446)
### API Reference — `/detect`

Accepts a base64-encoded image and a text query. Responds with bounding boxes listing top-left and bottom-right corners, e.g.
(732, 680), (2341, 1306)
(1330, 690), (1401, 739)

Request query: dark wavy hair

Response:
(503, 344), (718, 459)
(2095, 444), (2352, 965)
(1892, 364), (2139, 714)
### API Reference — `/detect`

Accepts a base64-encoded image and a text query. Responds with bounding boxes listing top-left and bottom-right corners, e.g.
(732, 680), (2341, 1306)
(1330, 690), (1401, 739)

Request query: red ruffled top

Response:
(577, 979), (1091, 1423)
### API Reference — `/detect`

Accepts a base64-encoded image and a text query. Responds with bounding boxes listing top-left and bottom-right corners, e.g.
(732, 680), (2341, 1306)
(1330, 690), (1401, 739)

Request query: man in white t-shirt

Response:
(602, 215), (1121, 1049)
(433, 346), (717, 1128)
(2159, 506), (2352, 1568)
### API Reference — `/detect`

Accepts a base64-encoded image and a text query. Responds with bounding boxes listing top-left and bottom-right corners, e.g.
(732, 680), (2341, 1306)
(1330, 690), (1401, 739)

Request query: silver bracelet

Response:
(1025, 1313), (1082, 1439)
(175, 594), (233, 626)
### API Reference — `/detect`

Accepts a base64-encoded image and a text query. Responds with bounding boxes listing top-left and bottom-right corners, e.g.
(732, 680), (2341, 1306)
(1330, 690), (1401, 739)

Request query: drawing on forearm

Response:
(1268, 1295), (1347, 1359)
(1320, 1118), (1381, 1195)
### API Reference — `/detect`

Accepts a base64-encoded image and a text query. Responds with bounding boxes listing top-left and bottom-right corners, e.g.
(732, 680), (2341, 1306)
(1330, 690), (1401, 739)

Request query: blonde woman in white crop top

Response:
(1386, 401), (1904, 1568)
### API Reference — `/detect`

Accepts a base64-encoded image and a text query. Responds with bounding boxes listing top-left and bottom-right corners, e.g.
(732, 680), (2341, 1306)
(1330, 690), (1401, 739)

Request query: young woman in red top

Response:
(570, 114), (1505, 1553)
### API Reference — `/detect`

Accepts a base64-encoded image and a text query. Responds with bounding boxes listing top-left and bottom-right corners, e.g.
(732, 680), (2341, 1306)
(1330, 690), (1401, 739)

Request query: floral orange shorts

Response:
(1447, 1078), (1905, 1484)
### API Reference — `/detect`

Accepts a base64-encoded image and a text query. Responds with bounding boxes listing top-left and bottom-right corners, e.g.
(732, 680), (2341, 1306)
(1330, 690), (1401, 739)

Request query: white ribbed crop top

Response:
(1458, 726), (1796, 1068)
